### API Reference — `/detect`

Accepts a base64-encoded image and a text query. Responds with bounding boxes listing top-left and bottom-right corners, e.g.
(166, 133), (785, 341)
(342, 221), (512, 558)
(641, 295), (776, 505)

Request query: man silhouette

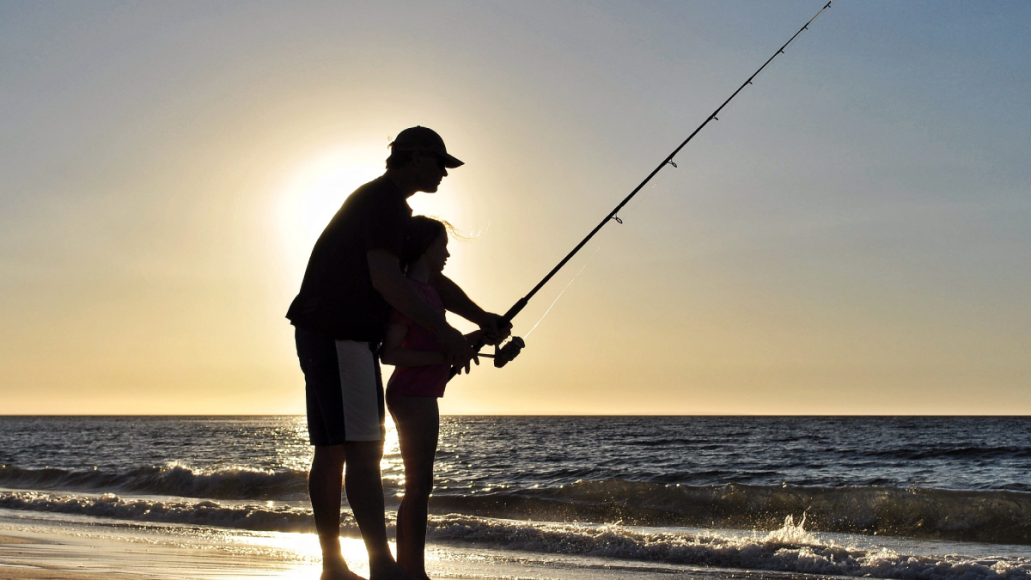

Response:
(287, 126), (509, 580)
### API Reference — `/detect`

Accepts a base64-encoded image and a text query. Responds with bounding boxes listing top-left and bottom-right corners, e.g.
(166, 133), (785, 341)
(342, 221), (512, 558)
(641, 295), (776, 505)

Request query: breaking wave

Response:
(431, 514), (1031, 580)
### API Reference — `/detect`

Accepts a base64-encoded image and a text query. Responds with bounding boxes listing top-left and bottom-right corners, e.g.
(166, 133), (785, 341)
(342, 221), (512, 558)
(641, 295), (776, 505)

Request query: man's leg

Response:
(342, 440), (411, 579)
(309, 444), (363, 580)
(298, 326), (362, 579)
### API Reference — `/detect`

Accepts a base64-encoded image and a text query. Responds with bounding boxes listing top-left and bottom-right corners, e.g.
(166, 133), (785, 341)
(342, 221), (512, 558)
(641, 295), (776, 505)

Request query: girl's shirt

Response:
(385, 278), (450, 398)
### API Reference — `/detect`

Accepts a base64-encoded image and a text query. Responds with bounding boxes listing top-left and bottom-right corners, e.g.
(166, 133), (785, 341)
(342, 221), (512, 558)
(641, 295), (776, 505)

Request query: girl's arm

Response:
(380, 321), (448, 367)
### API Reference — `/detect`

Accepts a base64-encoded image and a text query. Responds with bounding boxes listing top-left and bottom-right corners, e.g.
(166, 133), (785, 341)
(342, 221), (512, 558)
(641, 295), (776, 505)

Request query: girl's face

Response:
(423, 231), (449, 273)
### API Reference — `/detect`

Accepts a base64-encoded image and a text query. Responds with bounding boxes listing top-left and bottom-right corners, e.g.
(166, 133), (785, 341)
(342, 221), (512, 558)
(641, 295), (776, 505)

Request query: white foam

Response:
(426, 514), (1031, 580)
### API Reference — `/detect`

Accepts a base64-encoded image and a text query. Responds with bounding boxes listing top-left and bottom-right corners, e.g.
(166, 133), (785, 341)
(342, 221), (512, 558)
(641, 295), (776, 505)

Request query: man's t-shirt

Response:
(286, 175), (412, 341)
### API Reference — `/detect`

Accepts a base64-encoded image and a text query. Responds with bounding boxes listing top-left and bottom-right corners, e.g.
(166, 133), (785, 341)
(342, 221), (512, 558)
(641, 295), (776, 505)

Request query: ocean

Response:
(1, 415), (1029, 578)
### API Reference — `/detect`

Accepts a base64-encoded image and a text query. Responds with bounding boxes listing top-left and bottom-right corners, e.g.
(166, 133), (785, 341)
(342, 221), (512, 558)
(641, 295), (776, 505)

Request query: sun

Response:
(284, 150), (383, 244)
(278, 147), (385, 274)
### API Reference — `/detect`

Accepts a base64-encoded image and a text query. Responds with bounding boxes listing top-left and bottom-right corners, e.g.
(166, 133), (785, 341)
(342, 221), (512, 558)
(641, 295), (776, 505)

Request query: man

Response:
(286, 126), (509, 580)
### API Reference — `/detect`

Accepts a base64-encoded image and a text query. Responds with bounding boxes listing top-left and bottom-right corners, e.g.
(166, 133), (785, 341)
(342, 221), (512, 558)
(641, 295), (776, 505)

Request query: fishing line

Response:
(523, 240), (604, 339)
(523, 263), (587, 339)
(521, 178), (666, 339)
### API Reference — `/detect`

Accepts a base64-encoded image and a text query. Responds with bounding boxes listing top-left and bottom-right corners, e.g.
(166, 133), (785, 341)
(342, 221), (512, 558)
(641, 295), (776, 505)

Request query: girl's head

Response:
(402, 216), (451, 274)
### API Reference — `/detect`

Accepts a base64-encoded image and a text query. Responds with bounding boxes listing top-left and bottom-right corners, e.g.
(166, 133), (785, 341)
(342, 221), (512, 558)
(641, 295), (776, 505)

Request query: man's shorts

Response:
(295, 326), (385, 445)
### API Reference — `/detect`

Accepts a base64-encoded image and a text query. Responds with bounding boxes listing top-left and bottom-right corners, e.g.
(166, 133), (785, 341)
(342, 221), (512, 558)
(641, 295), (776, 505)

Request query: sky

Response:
(2, 1), (1029, 415)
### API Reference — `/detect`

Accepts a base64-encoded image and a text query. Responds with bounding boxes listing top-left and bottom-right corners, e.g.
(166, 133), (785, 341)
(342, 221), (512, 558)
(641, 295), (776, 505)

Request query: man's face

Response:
(413, 151), (448, 193)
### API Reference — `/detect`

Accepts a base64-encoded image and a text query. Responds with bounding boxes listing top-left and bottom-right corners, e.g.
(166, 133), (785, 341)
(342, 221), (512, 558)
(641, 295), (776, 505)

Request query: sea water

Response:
(1, 416), (1029, 578)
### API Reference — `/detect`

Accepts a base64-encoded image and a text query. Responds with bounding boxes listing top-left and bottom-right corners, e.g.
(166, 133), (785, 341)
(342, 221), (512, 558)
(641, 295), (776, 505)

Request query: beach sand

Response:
(0, 515), (750, 580)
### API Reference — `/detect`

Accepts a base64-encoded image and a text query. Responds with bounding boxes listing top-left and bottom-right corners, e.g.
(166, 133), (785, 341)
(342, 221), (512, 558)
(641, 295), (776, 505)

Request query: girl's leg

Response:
(388, 396), (439, 580)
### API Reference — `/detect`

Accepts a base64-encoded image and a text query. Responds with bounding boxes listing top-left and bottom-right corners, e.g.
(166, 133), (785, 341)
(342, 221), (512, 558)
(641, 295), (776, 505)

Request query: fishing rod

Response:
(458, 1), (834, 374)
(504, 1), (832, 324)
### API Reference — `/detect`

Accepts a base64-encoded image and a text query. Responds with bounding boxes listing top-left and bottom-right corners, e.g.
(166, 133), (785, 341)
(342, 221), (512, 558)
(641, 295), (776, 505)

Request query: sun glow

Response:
(279, 148), (385, 270)
(234, 533), (373, 578)
(278, 145), (471, 283)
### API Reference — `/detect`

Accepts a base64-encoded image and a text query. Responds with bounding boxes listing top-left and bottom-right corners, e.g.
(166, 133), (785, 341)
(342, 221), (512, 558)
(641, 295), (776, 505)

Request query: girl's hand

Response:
(450, 331), (488, 375)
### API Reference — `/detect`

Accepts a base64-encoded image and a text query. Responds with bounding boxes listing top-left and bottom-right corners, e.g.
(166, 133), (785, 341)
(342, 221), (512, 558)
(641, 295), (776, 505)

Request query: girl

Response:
(380, 216), (480, 580)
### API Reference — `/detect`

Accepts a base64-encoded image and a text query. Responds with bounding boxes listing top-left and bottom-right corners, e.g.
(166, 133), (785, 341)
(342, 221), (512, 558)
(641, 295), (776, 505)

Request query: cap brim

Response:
(441, 153), (463, 168)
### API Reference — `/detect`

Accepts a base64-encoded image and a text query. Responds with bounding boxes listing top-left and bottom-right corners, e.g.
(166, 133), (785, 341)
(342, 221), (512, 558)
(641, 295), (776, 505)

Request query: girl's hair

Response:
(401, 216), (451, 273)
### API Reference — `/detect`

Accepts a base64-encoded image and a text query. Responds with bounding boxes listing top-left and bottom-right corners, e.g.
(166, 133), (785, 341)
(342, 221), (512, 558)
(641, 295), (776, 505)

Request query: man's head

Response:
(389, 126), (463, 168)
(386, 126), (463, 194)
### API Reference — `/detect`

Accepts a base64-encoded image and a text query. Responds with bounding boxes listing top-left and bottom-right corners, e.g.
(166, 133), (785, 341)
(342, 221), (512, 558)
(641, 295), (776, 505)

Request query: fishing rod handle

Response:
(503, 298), (529, 324)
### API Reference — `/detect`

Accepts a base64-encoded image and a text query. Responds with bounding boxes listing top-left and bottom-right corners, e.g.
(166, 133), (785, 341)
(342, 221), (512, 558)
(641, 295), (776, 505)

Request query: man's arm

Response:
(368, 250), (474, 366)
(430, 273), (512, 345)
(381, 321), (483, 375)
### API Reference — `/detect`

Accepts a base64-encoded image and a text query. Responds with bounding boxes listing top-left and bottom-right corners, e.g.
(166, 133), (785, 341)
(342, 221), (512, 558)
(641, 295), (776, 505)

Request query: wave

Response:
(0, 463), (311, 500)
(0, 490), (1028, 580)
(861, 446), (1031, 461)
(4, 463), (1031, 546)
(432, 479), (1031, 546)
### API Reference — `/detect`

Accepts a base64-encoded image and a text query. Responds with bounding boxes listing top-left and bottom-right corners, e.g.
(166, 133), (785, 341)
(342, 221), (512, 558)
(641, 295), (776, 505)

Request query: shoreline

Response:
(0, 515), (729, 580)
(3, 508), (1031, 580)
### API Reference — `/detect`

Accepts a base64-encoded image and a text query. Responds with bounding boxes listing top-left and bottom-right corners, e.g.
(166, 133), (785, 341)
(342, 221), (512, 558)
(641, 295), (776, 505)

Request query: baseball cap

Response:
(389, 126), (464, 168)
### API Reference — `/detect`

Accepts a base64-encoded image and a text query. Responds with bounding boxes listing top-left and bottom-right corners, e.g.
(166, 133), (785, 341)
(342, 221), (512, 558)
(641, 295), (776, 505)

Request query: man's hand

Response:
(478, 313), (512, 345)
(442, 326), (479, 374)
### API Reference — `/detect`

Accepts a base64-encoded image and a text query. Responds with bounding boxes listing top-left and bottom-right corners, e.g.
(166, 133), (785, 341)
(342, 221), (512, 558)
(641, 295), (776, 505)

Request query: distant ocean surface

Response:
(2, 416), (1030, 578)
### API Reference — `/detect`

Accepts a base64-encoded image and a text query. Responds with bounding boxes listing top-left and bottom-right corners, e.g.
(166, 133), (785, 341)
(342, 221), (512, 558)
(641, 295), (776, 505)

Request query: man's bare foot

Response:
(368, 561), (416, 580)
(321, 571), (365, 580)
(398, 565), (431, 580)
(321, 559), (365, 580)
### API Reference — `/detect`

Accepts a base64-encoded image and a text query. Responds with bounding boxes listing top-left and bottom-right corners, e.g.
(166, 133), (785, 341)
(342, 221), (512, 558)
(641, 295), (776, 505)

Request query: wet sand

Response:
(0, 520), (733, 580)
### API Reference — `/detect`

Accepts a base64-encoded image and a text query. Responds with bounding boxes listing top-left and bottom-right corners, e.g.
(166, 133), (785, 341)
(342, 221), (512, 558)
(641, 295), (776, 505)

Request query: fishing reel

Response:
(451, 336), (524, 380)
(488, 336), (525, 368)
